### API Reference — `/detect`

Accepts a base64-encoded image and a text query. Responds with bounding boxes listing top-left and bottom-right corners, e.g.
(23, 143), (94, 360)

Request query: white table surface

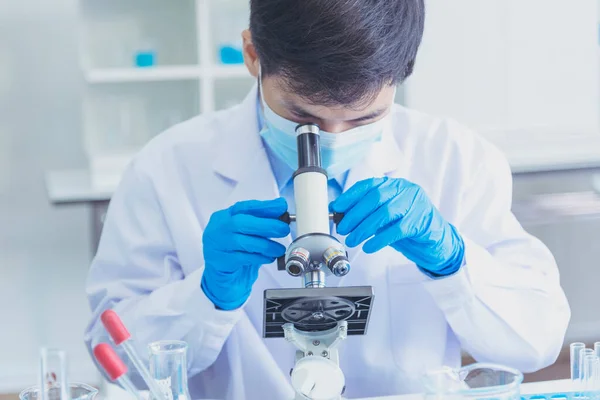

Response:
(362, 379), (573, 400)
(519, 379), (572, 395)
(103, 379), (573, 399)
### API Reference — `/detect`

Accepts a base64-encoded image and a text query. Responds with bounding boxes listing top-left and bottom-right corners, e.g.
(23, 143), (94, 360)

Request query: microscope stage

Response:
(263, 286), (374, 338)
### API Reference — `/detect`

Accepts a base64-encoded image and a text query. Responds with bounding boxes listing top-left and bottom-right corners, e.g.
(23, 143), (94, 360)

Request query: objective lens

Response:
(323, 247), (350, 277)
(286, 247), (310, 277)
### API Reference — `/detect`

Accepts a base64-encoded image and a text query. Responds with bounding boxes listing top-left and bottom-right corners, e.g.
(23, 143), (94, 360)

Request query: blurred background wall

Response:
(0, 0), (94, 393)
(1, 0), (600, 397)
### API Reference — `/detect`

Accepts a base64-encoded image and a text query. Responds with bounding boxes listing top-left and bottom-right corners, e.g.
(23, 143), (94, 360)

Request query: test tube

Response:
(94, 343), (143, 400)
(594, 342), (600, 359)
(581, 349), (595, 377)
(39, 348), (70, 400)
(101, 310), (167, 400)
(580, 349), (596, 398)
(572, 343), (586, 381)
(582, 354), (600, 399)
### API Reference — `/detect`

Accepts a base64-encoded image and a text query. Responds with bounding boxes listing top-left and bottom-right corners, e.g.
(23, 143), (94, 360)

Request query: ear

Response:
(242, 29), (259, 78)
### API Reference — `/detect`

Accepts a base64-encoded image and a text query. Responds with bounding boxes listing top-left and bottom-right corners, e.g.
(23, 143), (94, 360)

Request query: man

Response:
(84, 0), (570, 398)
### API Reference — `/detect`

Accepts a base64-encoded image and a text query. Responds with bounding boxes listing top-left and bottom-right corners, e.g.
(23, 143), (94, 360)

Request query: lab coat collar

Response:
(212, 84), (264, 183)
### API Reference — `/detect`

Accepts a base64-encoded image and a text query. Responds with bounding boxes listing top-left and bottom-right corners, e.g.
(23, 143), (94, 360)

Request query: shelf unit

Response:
(79, 0), (253, 188)
(85, 65), (203, 84)
(85, 65), (248, 84)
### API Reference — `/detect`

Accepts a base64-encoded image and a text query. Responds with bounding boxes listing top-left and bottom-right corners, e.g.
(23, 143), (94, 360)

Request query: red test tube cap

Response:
(101, 309), (131, 345)
(93, 343), (127, 381)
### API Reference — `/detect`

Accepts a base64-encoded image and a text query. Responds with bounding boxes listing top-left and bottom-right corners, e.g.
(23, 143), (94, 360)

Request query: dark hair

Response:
(250, 0), (425, 106)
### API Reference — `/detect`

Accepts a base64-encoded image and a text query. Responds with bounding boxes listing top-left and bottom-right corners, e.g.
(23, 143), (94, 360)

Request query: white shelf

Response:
(85, 64), (248, 84)
(80, 1), (253, 183)
(85, 65), (203, 83)
(209, 64), (249, 78)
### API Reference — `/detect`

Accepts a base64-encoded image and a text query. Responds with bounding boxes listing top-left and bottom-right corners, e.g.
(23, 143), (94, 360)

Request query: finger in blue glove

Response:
(330, 178), (464, 276)
(201, 197), (291, 310)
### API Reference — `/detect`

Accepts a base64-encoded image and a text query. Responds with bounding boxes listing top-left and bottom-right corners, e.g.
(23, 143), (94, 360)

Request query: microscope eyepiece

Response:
(295, 124), (320, 135)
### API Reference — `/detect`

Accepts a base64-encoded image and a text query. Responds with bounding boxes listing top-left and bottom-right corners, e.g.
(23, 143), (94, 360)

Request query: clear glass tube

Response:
(572, 343), (587, 381)
(583, 354), (600, 399)
(594, 342), (600, 358)
(581, 349), (595, 379)
(148, 341), (191, 400)
(39, 348), (69, 400)
(121, 341), (166, 400)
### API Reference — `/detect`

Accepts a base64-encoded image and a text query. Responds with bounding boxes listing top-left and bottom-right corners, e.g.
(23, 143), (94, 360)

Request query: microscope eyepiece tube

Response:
(295, 124), (323, 170)
(293, 124), (330, 236)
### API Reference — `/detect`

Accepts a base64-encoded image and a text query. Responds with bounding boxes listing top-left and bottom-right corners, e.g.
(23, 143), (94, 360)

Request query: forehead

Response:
(267, 76), (395, 113)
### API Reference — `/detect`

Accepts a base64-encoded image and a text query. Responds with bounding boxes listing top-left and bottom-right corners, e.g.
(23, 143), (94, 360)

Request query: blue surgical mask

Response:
(258, 78), (389, 177)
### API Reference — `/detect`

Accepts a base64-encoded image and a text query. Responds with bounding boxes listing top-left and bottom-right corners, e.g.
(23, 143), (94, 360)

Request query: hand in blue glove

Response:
(201, 197), (290, 310)
(330, 177), (464, 277)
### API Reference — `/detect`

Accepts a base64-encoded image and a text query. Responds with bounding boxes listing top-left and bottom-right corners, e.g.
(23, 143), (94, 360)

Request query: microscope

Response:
(263, 124), (375, 400)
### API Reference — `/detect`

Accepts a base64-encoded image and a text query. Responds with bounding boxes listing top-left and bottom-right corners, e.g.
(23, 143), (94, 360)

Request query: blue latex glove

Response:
(201, 198), (290, 310)
(330, 177), (465, 277)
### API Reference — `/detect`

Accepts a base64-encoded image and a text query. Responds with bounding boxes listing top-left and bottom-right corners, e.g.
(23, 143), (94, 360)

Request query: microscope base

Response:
(285, 322), (348, 400)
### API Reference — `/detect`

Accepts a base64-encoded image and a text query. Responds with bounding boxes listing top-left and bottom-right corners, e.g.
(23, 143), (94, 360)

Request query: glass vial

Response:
(148, 341), (191, 400)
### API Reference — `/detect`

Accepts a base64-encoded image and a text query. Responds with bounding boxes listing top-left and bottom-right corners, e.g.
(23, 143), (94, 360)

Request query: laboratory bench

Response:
(368, 379), (573, 400)
(0, 378), (576, 399)
(97, 378), (574, 400)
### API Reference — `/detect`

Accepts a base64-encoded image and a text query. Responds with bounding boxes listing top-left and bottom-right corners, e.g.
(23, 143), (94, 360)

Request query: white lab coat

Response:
(84, 85), (570, 400)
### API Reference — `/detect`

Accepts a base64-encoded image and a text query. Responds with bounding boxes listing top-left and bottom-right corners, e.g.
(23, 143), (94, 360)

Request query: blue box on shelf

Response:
(135, 51), (156, 68)
(219, 45), (244, 65)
